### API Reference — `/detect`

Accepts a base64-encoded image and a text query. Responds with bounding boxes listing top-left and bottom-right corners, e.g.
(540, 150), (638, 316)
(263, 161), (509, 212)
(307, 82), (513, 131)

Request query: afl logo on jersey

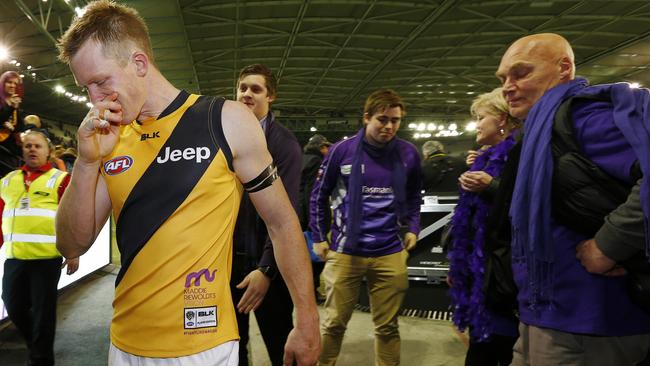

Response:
(104, 156), (133, 176)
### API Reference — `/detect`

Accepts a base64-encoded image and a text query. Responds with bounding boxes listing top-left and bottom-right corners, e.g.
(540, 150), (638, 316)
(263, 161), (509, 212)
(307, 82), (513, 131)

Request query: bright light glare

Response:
(54, 85), (65, 93)
(310, 126), (317, 132)
(465, 122), (477, 131)
(0, 47), (9, 61)
(629, 82), (641, 88)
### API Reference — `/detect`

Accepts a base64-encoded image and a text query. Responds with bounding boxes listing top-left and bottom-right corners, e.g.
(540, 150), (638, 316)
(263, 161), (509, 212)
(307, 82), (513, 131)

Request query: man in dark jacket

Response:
(299, 134), (332, 302)
(299, 134), (331, 230)
(232, 64), (303, 366)
(420, 140), (465, 194)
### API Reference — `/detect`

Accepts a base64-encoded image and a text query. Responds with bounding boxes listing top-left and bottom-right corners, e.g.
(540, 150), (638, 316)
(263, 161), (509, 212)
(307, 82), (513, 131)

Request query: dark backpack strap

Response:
(551, 94), (610, 161)
(550, 94), (633, 236)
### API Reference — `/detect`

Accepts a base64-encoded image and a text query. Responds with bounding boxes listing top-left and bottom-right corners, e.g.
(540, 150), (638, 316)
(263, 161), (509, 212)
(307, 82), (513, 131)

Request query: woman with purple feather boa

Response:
(447, 87), (521, 366)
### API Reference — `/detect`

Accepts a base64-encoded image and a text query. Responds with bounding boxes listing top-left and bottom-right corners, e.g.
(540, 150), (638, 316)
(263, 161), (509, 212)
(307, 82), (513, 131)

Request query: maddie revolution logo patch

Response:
(104, 156), (134, 175)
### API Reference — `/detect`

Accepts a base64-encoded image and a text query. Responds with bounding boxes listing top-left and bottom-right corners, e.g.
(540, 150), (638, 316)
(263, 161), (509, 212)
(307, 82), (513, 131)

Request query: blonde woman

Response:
(448, 87), (521, 366)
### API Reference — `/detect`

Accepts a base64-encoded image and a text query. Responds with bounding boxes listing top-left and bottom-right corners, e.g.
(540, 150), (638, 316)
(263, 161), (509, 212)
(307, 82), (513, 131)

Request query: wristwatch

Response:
(257, 265), (278, 280)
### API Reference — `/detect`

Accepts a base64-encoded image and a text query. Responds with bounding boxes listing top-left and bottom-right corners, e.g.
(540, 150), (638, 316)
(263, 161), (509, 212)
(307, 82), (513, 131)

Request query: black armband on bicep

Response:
(243, 163), (278, 193)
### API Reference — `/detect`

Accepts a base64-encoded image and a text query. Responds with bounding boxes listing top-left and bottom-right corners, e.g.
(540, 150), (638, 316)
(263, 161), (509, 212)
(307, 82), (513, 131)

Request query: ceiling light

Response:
(416, 123), (426, 131)
(530, 1), (553, 7)
(408, 123), (416, 129)
(27, 65), (32, 70)
(427, 123), (436, 131)
(465, 122), (477, 131)
(54, 85), (65, 93)
(86, 102), (93, 108)
(0, 47), (8, 61)
(310, 126), (317, 132)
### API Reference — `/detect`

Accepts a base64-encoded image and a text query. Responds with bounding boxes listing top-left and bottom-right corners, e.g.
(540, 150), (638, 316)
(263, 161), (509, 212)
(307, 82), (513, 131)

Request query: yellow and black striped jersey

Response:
(101, 91), (242, 357)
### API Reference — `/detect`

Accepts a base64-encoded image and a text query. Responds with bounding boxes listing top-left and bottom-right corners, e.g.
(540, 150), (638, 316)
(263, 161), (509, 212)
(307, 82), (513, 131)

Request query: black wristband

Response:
(258, 265), (278, 280)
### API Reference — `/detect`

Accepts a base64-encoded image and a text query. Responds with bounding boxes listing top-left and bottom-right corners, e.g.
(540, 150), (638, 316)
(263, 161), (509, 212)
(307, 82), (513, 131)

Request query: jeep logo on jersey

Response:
(185, 268), (218, 288)
(103, 156), (133, 175)
(156, 146), (211, 164)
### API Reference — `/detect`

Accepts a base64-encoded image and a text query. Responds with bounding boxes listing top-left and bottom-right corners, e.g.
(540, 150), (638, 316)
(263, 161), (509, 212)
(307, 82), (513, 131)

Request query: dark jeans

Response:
(231, 273), (294, 366)
(465, 334), (518, 366)
(2, 258), (62, 366)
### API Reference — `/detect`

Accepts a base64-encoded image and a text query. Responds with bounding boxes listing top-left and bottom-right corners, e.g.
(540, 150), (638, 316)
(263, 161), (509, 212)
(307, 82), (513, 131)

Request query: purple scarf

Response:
(346, 127), (406, 251)
(510, 78), (588, 308)
(448, 133), (517, 341)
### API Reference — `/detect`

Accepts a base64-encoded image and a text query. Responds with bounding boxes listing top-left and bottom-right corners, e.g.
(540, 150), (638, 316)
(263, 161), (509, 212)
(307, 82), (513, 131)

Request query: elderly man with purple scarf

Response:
(496, 33), (650, 365)
(310, 89), (422, 366)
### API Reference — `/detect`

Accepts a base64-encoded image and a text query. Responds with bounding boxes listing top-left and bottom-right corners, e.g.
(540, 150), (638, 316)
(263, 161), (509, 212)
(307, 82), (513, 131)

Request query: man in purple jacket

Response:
(310, 89), (422, 366)
(497, 33), (650, 365)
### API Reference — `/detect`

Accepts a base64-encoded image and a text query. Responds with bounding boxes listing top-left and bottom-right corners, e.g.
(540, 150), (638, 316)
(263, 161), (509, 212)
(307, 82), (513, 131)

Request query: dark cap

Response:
(309, 134), (332, 147)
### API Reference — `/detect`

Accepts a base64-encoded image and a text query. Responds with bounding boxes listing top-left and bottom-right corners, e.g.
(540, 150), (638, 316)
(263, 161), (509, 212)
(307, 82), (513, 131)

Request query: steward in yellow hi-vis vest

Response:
(101, 91), (242, 357)
(1, 130), (79, 366)
(1, 167), (66, 259)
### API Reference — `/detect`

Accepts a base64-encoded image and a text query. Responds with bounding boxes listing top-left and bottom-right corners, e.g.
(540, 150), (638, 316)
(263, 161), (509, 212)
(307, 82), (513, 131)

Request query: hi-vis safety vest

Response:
(1, 168), (67, 259)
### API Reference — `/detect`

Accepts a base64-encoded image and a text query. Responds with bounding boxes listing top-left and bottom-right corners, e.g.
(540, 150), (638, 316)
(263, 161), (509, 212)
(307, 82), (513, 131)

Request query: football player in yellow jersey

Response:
(54, 1), (319, 365)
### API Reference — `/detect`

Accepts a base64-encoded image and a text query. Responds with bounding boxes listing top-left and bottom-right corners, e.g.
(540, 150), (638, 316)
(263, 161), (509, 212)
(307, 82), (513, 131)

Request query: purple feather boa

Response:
(448, 133), (516, 341)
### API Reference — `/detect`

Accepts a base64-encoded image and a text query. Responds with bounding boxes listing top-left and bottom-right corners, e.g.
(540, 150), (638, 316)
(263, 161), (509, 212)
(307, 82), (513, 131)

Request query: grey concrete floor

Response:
(0, 265), (467, 365)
